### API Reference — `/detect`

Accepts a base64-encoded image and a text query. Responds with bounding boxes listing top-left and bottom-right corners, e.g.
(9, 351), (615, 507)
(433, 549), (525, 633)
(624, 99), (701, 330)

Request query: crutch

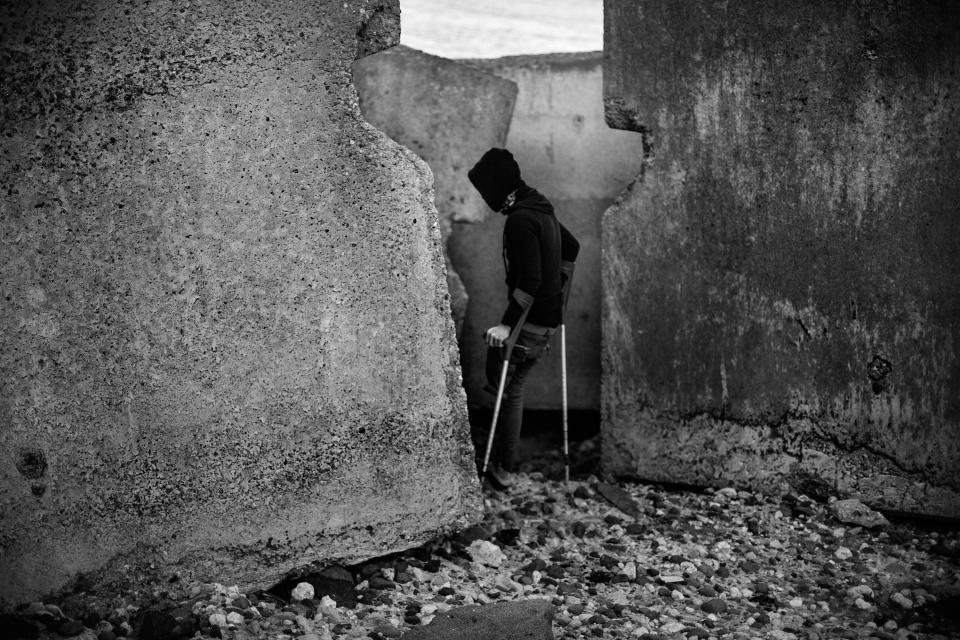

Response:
(560, 267), (575, 489)
(481, 304), (533, 477)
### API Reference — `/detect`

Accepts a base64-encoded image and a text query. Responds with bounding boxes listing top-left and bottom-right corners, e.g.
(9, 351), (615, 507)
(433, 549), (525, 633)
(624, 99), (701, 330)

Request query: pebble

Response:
(890, 592), (914, 609)
(468, 540), (506, 567)
(19, 471), (959, 640)
(291, 582), (315, 601)
(834, 547), (853, 560)
(701, 598), (728, 614)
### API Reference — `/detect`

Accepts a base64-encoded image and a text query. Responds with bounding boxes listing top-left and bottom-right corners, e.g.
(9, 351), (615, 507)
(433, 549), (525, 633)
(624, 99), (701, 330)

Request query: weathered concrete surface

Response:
(451, 53), (646, 410)
(602, 0), (960, 516)
(352, 45), (517, 338)
(0, 0), (482, 604)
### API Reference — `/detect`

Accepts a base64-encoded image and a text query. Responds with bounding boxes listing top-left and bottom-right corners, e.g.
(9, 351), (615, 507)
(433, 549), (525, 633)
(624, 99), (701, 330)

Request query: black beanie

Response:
(468, 148), (522, 212)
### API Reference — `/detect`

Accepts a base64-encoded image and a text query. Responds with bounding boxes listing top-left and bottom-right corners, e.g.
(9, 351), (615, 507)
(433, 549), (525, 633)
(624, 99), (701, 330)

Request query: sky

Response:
(399, 0), (604, 59)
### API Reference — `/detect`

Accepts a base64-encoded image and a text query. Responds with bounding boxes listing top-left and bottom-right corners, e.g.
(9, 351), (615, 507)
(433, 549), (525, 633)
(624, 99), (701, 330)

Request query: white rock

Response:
(411, 567), (430, 583)
(891, 592), (914, 609)
(209, 613), (227, 627)
(467, 540), (506, 567)
(847, 585), (873, 599)
(788, 598), (804, 608)
(291, 582), (315, 602)
(883, 620), (898, 631)
(226, 611), (244, 625)
(834, 546), (853, 560)
(622, 561), (637, 580)
(854, 597), (874, 610)
(381, 567), (395, 580)
(830, 498), (889, 528)
(492, 574), (522, 594)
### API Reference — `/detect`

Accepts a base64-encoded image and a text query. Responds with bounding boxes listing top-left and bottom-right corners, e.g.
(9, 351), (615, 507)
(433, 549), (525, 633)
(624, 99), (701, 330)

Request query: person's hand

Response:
(484, 323), (512, 348)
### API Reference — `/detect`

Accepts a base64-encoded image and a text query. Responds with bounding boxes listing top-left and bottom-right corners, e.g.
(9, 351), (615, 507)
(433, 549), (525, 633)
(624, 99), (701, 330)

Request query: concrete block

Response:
(353, 45), (517, 337)
(602, 0), (960, 516)
(0, 0), (481, 604)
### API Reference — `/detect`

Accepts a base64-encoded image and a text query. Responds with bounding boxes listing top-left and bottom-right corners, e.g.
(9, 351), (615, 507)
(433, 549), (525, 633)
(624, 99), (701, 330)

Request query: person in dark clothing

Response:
(467, 148), (580, 490)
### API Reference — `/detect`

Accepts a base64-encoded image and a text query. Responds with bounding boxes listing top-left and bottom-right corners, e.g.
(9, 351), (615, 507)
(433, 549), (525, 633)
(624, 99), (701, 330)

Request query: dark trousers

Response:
(484, 329), (551, 471)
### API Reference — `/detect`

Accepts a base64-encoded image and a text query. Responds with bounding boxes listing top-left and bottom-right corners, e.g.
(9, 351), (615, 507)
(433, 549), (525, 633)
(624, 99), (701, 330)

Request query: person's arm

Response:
(500, 214), (541, 328)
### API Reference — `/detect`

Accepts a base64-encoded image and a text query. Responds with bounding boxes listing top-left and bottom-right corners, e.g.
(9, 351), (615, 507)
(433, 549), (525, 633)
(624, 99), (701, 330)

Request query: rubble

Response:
(4, 460), (959, 640)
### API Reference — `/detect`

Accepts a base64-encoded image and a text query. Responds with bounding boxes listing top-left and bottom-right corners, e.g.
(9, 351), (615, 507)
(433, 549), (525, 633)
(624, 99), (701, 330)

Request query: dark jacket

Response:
(500, 185), (580, 329)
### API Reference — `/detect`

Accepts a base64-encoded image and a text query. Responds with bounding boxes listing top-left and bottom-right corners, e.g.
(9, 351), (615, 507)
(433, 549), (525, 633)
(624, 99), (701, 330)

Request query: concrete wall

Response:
(452, 53), (647, 410)
(352, 45), (518, 338)
(602, 0), (960, 516)
(0, 0), (481, 604)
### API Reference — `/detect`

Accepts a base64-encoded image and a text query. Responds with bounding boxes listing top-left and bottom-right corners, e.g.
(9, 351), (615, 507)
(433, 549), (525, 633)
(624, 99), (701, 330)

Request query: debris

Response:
(13, 471), (959, 640)
(594, 481), (644, 519)
(466, 540), (506, 568)
(291, 582), (315, 602)
(830, 498), (889, 528)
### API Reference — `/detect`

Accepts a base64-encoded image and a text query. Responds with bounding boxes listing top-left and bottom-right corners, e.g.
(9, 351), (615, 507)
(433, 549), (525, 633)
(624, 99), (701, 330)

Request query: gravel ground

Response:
(6, 438), (960, 640)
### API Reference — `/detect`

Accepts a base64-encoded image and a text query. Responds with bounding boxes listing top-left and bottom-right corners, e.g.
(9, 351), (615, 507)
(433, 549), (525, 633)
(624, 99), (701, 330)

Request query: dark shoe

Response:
(485, 465), (514, 491)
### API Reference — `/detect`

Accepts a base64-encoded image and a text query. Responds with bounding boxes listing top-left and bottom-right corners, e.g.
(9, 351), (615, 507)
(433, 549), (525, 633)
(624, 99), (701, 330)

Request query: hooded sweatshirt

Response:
(500, 184), (580, 329)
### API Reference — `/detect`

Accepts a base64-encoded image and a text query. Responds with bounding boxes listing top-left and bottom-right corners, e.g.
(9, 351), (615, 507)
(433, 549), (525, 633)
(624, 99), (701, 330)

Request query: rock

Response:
(291, 582), (315, 602)
(829, 499), (889, 528)
(467, 540), (506, 568)
(740, 560), (761, 573)
(226, 612), (244, 625)
(595, 482), (644, 519)
(834, 547), (853, 561)
(545, 564), (565, 579)
(370, 576), (398, 590)
(209, 613), (227, 627)
(400, 600), (554, 640)
(890, 592), (913, 609)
